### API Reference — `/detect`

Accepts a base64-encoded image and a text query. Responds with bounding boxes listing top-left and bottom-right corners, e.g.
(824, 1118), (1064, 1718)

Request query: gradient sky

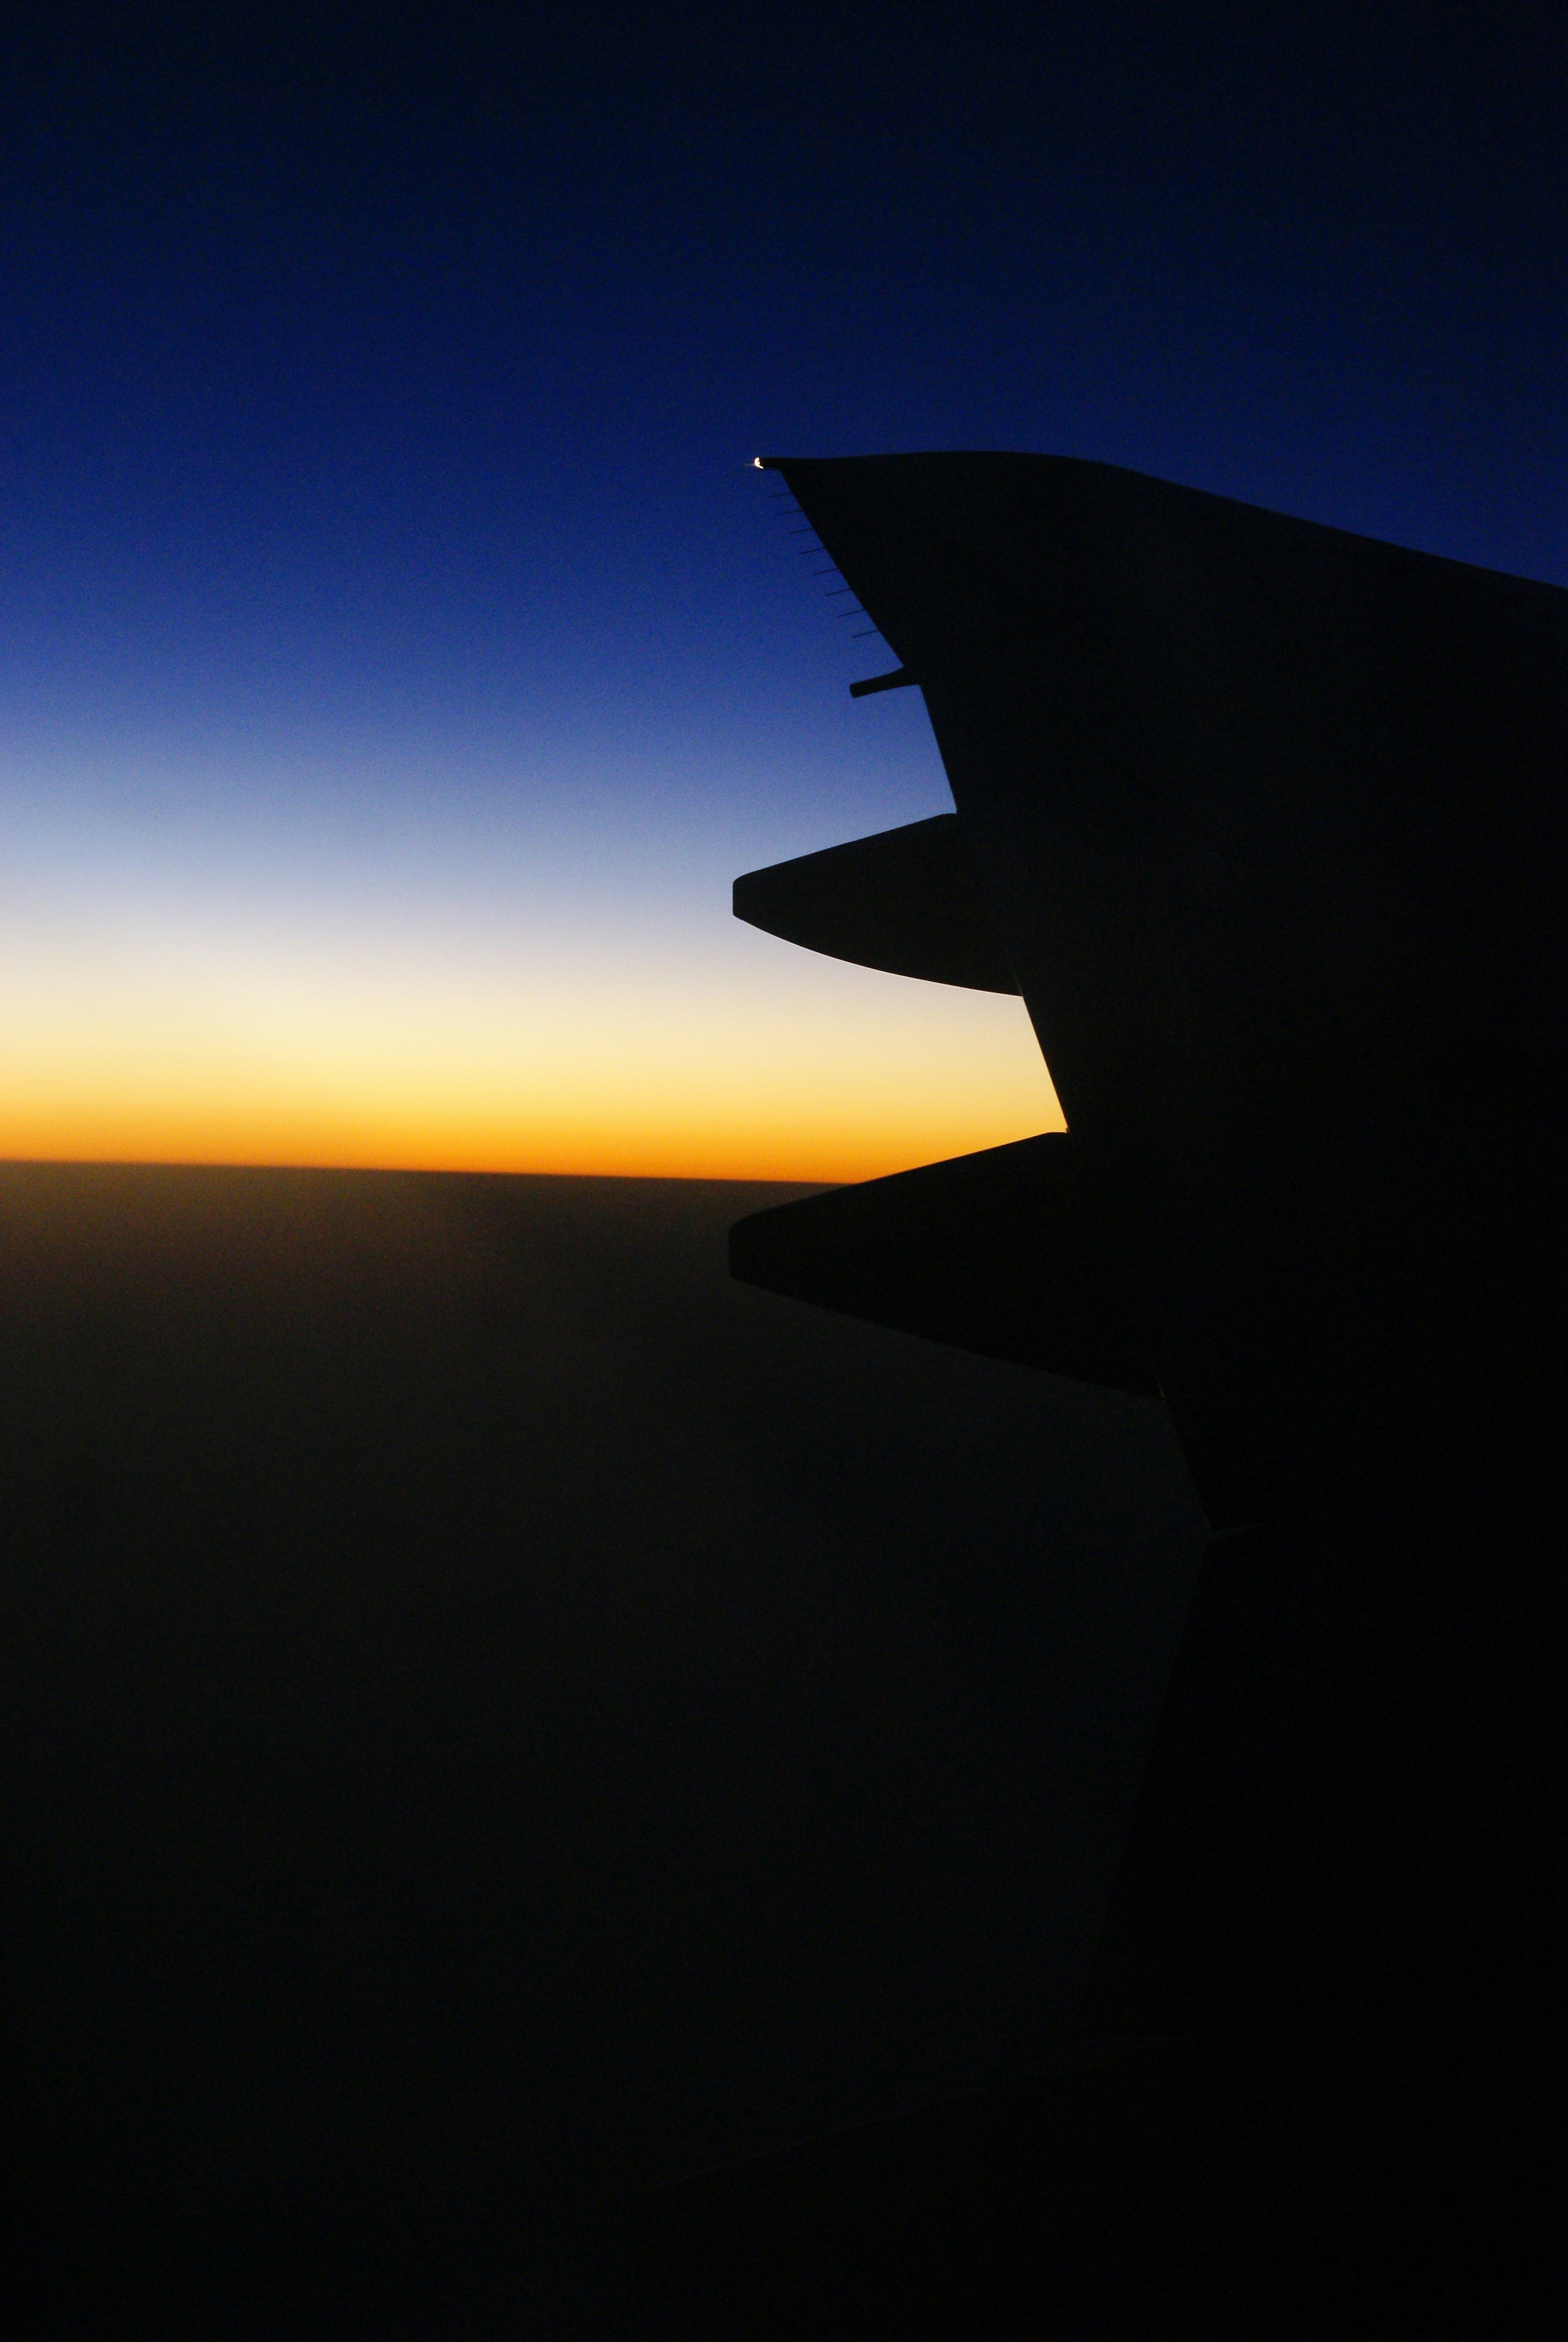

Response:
(2, 5), (1562, 1179)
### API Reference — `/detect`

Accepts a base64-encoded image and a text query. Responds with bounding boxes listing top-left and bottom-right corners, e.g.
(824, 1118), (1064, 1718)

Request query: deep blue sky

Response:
(2, 4), (1562, 1173)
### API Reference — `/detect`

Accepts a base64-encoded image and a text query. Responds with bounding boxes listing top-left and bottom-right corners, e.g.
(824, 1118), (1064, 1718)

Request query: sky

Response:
(2, 4), (1562, 1180)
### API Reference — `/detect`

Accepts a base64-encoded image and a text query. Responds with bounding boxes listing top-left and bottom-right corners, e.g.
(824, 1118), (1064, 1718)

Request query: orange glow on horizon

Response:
(0, 971), (1064, 1185)
(0, 1085), (1063, 1185)
(2, 727), (1064, 1187)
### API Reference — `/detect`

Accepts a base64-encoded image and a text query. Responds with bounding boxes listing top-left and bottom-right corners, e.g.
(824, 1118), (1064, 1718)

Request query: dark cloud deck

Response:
(0, 1161), (1199, 2333)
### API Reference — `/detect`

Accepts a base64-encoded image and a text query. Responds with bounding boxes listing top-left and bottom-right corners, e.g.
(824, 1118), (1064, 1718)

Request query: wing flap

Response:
(733, 813), (1019, 994)
(730, 1133), (1158, 1394)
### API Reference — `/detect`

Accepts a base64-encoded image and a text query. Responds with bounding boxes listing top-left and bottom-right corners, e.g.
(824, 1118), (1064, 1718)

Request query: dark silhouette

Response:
(730, 1135), (1157, 1396)
(645, 454), (1564, 2330)
(733, 814), (1017, 994)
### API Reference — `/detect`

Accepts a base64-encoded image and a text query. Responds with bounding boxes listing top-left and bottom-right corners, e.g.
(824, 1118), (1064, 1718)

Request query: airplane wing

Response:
(695, 453), (1564, 2322)
(738, 450), (1566, 1532)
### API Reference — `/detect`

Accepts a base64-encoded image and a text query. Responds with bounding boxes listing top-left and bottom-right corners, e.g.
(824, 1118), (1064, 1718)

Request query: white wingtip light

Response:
(753, 455), (766, 469)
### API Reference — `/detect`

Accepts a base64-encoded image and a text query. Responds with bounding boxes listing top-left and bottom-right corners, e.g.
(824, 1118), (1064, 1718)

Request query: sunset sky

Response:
(2, 8), (1562, 1180)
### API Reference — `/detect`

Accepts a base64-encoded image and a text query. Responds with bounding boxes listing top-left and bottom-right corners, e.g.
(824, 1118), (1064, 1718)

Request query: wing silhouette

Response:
(662, 453), (1564, 2328)
(739, 452), (1564, 1532)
